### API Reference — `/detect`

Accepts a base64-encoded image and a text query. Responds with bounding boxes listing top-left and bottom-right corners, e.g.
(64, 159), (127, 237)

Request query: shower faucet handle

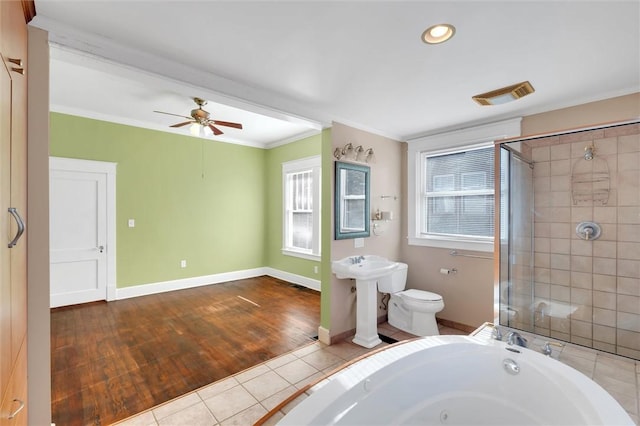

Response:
(576, 222), (601, 241)
(583, 226), (594, 240)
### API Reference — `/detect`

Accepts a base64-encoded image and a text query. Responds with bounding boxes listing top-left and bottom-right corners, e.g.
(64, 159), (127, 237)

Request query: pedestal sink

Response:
(332, 256), (398, 348)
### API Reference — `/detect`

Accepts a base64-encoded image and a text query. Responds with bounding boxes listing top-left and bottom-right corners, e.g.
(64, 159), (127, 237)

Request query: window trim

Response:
(407, 118), (521, 252)
(282, 155), (321, 260)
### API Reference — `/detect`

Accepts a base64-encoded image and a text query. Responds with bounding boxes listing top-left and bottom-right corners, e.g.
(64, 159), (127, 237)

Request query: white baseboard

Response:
(264, 268), (320, 292)
(115, 268), (268, 300)
(115, 267), (320, 300)
(317, 326), (331, 345)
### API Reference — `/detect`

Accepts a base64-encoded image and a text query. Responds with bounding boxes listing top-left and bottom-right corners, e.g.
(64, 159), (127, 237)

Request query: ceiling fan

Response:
(154, 97), (243, 136)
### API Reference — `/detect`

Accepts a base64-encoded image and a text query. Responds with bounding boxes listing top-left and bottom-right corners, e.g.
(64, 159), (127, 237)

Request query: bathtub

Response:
(278, 335), (633, 425)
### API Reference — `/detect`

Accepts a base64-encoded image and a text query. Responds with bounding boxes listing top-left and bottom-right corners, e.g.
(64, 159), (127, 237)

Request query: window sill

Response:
(281, 249), (321, 262)
(408, 236), (493, 253)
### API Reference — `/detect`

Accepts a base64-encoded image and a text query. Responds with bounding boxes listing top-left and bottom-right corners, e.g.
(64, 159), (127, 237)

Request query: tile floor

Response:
(115, 323), (640, 426)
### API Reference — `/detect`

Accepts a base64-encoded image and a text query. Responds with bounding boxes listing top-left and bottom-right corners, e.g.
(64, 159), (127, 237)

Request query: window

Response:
(282, 156), (321, 260)
(422, 146), (494, 238)
(407, 118), (521, 251)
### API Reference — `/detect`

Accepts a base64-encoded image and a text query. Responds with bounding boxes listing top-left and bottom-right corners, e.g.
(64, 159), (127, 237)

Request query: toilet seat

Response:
(399, 289), (442, 302)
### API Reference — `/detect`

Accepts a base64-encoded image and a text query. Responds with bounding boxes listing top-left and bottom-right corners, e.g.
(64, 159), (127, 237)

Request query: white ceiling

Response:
(32, 1), (640, 147)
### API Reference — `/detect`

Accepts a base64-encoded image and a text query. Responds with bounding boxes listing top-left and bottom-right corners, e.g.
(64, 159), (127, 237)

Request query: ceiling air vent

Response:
(472, 81), (535, 106)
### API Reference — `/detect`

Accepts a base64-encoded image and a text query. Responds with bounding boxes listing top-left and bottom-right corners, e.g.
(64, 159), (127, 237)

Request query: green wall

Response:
(51, 112), (334, 335)
(265, 134), (322, 276)
(51, 113), (268, 288)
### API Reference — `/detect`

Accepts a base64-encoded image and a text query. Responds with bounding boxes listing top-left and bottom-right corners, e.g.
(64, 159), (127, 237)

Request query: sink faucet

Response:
(351, 255), (365, 264)
(506, 331), (528, 348)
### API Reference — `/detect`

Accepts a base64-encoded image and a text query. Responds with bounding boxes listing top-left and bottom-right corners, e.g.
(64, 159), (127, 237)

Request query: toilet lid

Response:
(401, 289), (442, 302)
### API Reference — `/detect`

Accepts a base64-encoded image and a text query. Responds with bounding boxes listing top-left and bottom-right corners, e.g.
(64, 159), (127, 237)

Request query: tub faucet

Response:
(506, 331), (528, 348)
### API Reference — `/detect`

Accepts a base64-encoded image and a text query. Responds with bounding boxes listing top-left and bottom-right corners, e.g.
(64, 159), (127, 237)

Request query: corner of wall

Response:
(27, 24), (52, 425)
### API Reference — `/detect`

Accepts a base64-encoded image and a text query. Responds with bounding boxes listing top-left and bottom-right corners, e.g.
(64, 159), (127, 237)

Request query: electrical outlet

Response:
(314, 265), (319, 274)
(180, 260), (187, 268)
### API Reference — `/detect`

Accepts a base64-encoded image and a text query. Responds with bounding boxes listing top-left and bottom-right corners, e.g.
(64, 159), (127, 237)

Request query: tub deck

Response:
(256, 322), (639, 426)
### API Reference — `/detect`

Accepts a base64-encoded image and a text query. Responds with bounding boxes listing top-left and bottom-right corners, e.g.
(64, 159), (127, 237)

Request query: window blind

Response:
(422, 146), (494, 238)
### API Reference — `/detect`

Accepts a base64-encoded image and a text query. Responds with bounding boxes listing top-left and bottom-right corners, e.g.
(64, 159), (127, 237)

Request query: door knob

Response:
(98, 245), (104, 253)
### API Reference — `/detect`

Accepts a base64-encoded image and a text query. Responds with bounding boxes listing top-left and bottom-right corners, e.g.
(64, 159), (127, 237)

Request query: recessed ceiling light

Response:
(422, 24), (456, 44)
(472, 81), (535, 106)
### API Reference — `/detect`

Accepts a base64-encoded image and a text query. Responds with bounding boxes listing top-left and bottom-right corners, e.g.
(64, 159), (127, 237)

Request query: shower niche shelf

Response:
(570, 157), (610, 205)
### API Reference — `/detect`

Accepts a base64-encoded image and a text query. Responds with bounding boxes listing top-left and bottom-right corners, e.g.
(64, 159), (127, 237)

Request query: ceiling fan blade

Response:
(212, 120), (243, 129)
(208, 124), (224, 136)
(154, 110), (193, 120)
(170, 121), (193, 128)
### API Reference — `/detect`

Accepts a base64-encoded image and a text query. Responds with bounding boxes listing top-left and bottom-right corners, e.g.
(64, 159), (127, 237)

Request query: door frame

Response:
(49, 156), (117, 302)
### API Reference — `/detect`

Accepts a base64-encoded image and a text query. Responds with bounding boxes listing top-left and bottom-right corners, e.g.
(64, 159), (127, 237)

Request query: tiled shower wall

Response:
(526, 123), (640, 359)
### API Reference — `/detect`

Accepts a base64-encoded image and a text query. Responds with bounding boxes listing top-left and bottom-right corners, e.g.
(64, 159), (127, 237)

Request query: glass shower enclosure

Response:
(497, 120), (640, 360)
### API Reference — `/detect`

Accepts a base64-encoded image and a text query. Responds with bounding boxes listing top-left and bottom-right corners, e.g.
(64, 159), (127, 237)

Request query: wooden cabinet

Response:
(0, 1), (33, 424)
(0, 343), (26, 426)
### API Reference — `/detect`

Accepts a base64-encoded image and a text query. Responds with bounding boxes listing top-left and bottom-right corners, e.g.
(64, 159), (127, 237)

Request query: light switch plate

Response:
(128, 219), (135, 228)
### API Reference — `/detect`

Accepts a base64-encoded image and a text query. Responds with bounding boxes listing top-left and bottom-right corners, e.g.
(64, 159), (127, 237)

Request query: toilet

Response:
(377, 263), (444, 336)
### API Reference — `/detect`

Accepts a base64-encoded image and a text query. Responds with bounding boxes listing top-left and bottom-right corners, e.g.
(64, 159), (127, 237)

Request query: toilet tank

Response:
(377, 262), (408, 293)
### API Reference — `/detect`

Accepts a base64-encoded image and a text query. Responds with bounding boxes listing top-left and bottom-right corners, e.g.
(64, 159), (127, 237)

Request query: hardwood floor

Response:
(50, 276), (321, 426)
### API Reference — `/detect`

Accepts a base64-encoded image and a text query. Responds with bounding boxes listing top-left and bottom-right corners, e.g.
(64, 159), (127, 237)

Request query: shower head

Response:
(584, 145), (594, 160)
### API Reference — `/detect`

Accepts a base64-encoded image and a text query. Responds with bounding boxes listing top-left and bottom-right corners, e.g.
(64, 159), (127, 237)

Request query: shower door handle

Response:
(8, 207), (25, 248)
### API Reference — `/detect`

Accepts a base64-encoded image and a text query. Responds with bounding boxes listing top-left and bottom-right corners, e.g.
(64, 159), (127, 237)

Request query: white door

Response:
(50, 157), (116, 308)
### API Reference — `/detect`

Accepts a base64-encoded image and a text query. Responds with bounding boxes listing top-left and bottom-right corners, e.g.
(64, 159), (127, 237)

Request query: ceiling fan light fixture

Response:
(154, 97), (244, 137)
(472, 81), (535, 106)
(189, 123), (202, 136)
(422, 24), (455, 44)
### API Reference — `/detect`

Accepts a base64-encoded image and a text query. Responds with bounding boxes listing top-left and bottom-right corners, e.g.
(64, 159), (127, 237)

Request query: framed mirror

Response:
(335, 161), (370, 239)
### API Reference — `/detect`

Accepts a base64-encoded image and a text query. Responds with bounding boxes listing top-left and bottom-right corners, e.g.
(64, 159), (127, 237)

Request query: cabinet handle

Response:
(10, 67), (24, 75)
(7, 58), (22, 66)
(7, 399), (25, 419)
(7, 207), (25, 248)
